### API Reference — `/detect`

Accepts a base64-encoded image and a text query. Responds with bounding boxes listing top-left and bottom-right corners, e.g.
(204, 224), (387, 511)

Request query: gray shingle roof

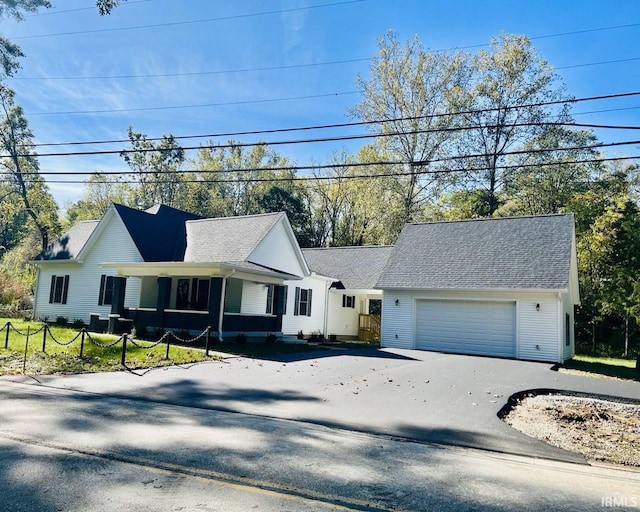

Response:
(302, 246), (394, 290)
(184, 212), (284, 263)
(376, 214), (574, 290)
(34, 220), (99, 260)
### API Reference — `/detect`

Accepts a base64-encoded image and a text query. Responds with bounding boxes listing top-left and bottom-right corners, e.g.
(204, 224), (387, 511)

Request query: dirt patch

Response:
(504, 393), (640, 467)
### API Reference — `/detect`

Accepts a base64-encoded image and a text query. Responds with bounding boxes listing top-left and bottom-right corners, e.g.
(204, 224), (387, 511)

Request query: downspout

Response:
(218, 269), (235, 342)
(323, 279), (331, 340)
(32, 266), (40, 319)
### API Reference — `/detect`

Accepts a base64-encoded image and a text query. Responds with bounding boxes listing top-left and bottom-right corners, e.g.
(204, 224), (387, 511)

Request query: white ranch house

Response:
(32, 204), (579, 363)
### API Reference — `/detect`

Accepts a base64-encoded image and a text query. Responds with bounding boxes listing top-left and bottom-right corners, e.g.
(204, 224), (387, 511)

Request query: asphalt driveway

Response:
(5, 348), (640, 464)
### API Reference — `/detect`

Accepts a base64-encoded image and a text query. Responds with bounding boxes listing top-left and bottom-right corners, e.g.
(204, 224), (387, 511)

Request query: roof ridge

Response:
(303, 245), (394, 251)
(186, 211), (284, 224)
(407, 213), (573, 227)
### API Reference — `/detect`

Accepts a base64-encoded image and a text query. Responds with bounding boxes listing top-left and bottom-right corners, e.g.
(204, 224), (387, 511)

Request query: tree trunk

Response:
(624, 311), (629, 358)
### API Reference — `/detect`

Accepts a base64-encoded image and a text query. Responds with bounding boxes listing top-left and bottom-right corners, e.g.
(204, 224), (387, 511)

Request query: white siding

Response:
(34, 212), (143, 323)
(249, 220), (306, 277)
(326, 292), (380, 337)
(241, 281), (268, 315)
(281, 276), (327, 336)
(380, 291), (416, 349)
(517, 297), (560, 362)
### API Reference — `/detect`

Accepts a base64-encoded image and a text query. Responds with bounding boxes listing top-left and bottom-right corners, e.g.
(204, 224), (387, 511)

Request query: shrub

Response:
(297, 330), (304, 340)
(72, 319), (85, 329)
(266, 333), (277, 344)
(55, 316), (68, 326)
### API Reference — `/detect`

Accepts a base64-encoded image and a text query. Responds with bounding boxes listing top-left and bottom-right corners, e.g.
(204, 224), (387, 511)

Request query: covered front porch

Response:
(95, 261), (294, 338)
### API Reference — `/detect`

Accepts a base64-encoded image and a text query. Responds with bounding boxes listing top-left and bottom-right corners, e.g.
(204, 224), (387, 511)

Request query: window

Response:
(176, 278), (210, 310)
(565, 313), (571, 346)
(294, 287), (312, 316)
(98, 275), (115, 305)
(342, 294), (355, 308)
(49, 275), (69, 304)
(266, 284), (275, 314)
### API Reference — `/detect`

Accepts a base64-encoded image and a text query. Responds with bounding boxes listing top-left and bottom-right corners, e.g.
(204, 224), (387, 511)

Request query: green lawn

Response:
(563, 354), (639, 381)
(0, 318), (217, 376)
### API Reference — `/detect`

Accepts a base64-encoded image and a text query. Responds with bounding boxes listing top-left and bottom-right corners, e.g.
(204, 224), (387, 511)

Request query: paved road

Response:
(7, 348), (640, 462)
(1, 381), (639, 511)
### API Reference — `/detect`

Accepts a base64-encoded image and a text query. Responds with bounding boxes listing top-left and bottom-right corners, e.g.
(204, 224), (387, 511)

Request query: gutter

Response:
(218, 269), (235, 342)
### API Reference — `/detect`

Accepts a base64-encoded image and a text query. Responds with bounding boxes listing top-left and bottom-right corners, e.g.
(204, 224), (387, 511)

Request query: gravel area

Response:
(505, 393), (640, 467)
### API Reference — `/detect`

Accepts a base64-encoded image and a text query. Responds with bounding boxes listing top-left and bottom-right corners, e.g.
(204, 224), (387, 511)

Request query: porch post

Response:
(274, 285), (286, 332)
(110, 277), (127, 317)
(156, 276), (172, 327)
(207, 277), (223, 336)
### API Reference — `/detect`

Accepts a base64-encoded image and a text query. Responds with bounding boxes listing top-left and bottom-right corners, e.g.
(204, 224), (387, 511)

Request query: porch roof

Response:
(100, 260), (302, 281)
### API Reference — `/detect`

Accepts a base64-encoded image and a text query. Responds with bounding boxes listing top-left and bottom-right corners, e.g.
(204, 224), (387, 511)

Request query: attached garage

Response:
(415, 300), (516, 358)
(376, 214), (581, 363)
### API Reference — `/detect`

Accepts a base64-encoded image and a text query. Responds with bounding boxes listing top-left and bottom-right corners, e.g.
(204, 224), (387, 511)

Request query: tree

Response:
(0, 85), (58, 250)
(120, 127), (187, 210)
(190, 141), (294, 218)
(258, 186), (313, 247)
(64, 174), (131, 226)
(0, 1), (124, 78)
(501, 127), (601, 216)
(351, 31), (469, 224)
(456, 35), (571, 215)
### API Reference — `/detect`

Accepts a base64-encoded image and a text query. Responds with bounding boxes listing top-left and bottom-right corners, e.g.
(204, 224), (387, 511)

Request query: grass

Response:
(562, 354), (639, 381)
(0, 318), (218, 376)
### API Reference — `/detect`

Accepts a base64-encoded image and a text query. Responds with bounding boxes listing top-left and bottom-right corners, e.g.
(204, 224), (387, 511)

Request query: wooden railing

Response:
(358, 314), (381, 341)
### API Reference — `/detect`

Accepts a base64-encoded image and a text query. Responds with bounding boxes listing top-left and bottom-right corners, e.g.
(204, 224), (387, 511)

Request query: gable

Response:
(34, 220), (99, 261)
(77, 206), (143, 263)
(248, 217), (308, 277)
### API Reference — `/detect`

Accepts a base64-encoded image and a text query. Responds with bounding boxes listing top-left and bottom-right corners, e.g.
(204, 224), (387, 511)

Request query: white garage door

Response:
(415, 300), (516, 357)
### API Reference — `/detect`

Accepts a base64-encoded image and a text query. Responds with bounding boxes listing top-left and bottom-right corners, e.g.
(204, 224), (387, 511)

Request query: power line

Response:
(9, 154), (639, 185)
(10, 0), (367, 40)
(9, 55), (639, 83)
(25, 91), (359, 116)
(18, 90), (640, 148)
(26, 0), (153, 18)
(14, 140), (640, 175)
(9, 58), (371, 81)
(20, 121), (640, 151)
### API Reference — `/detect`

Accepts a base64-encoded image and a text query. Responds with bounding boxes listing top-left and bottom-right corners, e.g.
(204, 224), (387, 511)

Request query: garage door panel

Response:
(416, 300), (516, 357)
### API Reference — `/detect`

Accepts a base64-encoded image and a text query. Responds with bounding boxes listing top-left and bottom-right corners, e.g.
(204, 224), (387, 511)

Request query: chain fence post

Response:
(165, 332), (171, 360)
(205, 326), (211, 356)
(121, 333), (128, 366)
(42, 324), (48, 353)
(22, 326), (30, 374)
(79, 329), (86, 358)
(4, 322), (10, 349)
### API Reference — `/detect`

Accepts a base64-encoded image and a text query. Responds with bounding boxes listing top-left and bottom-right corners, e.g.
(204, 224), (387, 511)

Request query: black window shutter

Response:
(294, 287), (300, 316)
(307, 289), (312, 316)
(61, 275), (69, 304)
(98, 275), (106, 305)
(49, 275), (56, 303)
(283, 285), (288, 315)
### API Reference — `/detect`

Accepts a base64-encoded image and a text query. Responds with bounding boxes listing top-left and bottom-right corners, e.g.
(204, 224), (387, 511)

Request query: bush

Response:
(55, 316), (68, 326)
(266, 333), (277, 344)
(72, 319), (85, 329)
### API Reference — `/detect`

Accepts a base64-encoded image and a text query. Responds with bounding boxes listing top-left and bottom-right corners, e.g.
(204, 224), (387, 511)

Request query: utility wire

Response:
(26, 0), (153, 17)
(24, 91), (360, 116)
(9, 155), (639, 185)
(9, 56), (639, 82)
(10, 0), (367, 40)
(17, 90), (640, 149)
(14, 140), (640, 175)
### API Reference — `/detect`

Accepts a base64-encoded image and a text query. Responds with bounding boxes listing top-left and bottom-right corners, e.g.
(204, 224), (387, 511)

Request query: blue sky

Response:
(2, 0), (639, 207)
